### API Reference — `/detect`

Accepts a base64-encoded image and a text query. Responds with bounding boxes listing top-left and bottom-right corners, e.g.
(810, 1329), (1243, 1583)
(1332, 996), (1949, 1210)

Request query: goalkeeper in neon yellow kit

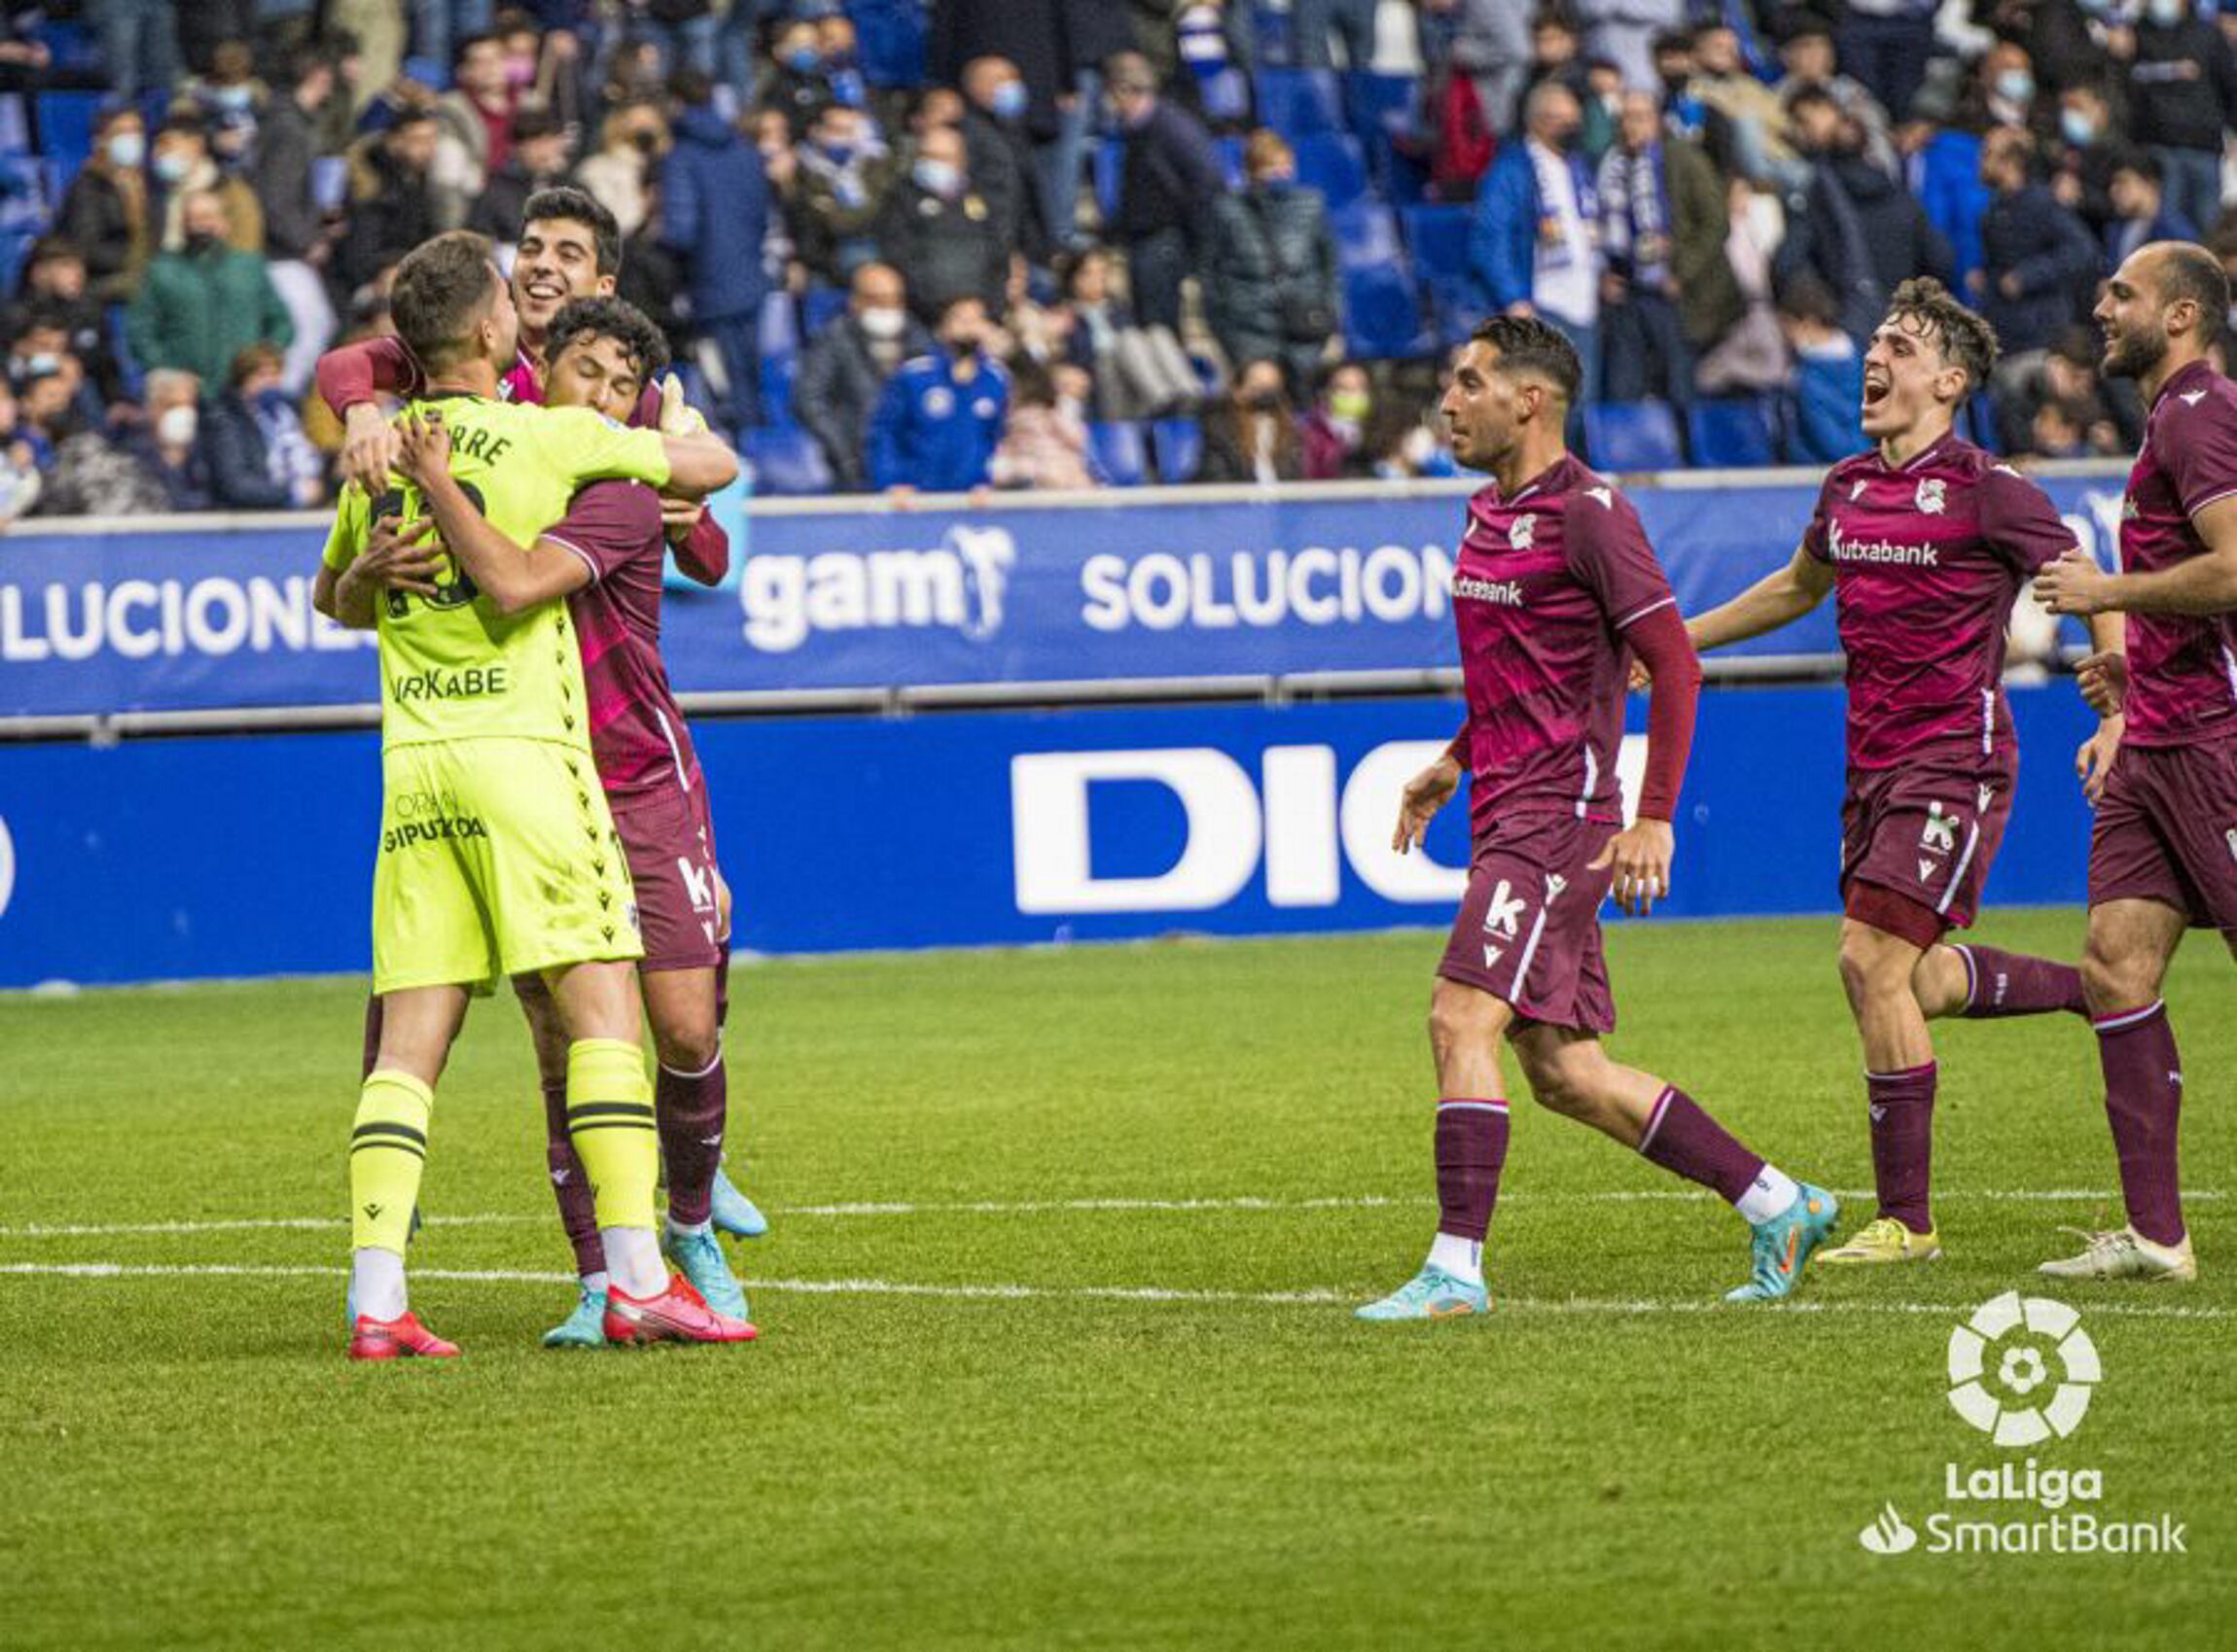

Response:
(311, 230), (746, 1356)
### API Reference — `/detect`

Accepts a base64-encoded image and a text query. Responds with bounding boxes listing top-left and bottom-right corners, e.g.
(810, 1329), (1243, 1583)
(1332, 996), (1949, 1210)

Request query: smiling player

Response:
(1356, 317), (1838, 1320)
(1677, 279), (2123, 1267)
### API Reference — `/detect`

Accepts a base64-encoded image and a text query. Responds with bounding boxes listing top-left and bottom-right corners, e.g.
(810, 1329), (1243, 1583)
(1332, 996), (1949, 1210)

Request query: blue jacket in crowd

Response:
(661, 103), (771, 323)
(867, 349), (1009, 491)
(1468, 140), (1594, 314)
(1979, 184), (2099, 357)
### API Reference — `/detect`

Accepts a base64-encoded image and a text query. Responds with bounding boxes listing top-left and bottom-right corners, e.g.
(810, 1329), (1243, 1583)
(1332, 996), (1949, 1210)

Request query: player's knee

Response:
(1836, 927), (1907, 1005)
(653, 1015), (722, 1074)
(2079, 940), (2153, 1018)
(1427, 980), (1501, 1065)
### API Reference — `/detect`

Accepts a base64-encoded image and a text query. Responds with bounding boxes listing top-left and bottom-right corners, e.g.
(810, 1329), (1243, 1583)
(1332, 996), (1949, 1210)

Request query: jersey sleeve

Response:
(540, 479), (663, 585)
(313, 334), (418, 415)
(1975, 462), (2077, 575)
(321, 484), (370, 572)
(537, 405), (674, 490)
(1798, 470), (1841, 565)
(2154, 391), (2237, 519)
(1563, 490), (1675, 630)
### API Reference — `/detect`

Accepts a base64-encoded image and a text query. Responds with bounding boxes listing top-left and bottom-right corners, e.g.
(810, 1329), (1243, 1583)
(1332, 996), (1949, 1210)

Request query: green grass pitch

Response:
(2, 910), (2231, 1649)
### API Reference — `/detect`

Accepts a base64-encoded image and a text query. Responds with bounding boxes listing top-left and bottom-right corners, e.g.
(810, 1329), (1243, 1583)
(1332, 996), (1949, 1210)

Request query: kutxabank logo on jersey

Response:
(1852, 1293), (2188, 1561)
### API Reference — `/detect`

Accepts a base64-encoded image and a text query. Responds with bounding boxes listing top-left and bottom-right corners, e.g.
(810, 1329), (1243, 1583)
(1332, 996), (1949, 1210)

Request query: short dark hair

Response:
(1468, 314), (1582, 405)
(521, 186), (621, 276)
(1779, 270), (1842, 328)
(2109, 147), (2162, 185)
(453, 28), (503, 68)
(391, 230), (502, 369)
(1651, 26), (1696, 56)
(2152, 240), (2233, 324)
(511, 106), (566, 146)
(1885, 276), (2000, 398)
(546, 295), (670, 384)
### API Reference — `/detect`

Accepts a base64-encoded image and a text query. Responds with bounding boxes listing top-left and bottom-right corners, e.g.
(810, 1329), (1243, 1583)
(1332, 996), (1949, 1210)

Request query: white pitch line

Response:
(0, 1261), (2226, 1320)
(0, 1187), (2219, 1241)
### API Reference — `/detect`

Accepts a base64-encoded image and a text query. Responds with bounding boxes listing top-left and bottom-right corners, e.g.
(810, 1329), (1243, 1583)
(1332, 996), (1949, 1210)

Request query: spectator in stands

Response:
(1778, 86), (1952, 342)
(1975, 40), (2042, 134)
(1776, 272), (1863, 465)
(959, 55), (1052, 266)
(2050, 78), (2122, 240)
(1204, 130), (1339, 403)
(335, 110), (441, 306)
(1171, 2), (1251, 133)
(1047, 1), (1137, 254)
(1597, 89), (1732, 417)
(757, 15), (838, 138)
(790, 102), (900, 285)
(0, 376), (44, 522)
(127, 191), (294, 397)
(203, 343), (325, 509)
(89, 0), (181, 101)
(662, 68), (770, 433)
(1290, 0), (1376, 72)
(471, 109), (575, 251)
(9, 239), (126, 406)
(434, 32), (521, 230)
(798, 261), (930, 493)
(1975, 123), (2099, 391)
(867, 293), (1009, 493)
(1418, 0), (1528, 136)
(575, 101), (667, 241)
(1058, 245), (1200, 419)
(1192, 358), (1301, 484)
(60, 106), (152, 305)
(1685, 22), (1796, 188)
(2106, 151), (2202, 273)
(2112, 0), (2236, 235)
(875, 123), (1009, 324)
(120, 369), (213, 512)
(1470, 82), (1602, 407)
(1772, 17), (1896, 177)
(254, 46), (343, 393)
(1299, 361), (1377, 481)
(151, 114), (263, 257)
(2006, 326), (2127, 457)
(1575, 0), (1683, 95)
(1522, 10), (1593, 110)
(1836, 0), (1938, 126)
(29, 357), (174, 516)
(1105, 50), (1225, 334)
(990, 355), (1095, 490)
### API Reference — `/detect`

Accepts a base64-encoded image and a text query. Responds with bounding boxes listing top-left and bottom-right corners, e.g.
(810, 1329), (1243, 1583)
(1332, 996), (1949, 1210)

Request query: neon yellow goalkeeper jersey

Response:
(322, 394), (672, 750)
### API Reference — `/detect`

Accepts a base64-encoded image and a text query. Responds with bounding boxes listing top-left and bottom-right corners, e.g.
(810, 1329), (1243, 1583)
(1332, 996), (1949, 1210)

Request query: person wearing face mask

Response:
(1205, 129), (1339, 402)
(1192, 358), (1301, 485)
(2113, 0), (2237, 237)
(120, 369), (214, 512)
(754, 18), (836, 139)
(959, 55), (1053, 265)
(577, 102), (668, 239)
(59, 106), (153, 305)
(791, 103), (901, 284)
(1469, 82), (1602, 423)
(126, 190), (295, 396)
(661, 67), (771, 433)
(151, 114), (266, 257)
(867, 294), (1010, 493)
(2050, 80), (2124, 239)
(1299, 361), (1378, 481)
(799, 261), (932, 492)
(1105, 50), (1229, 334)
(873, 123), (1010, 324)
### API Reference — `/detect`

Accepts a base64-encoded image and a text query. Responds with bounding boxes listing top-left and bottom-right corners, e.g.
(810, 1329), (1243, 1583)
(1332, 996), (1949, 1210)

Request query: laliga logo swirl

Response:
(1946, 1291), (2101, 1447)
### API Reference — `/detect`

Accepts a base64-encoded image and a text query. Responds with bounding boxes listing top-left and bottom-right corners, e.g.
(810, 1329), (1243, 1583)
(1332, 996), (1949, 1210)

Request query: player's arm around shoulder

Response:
(542, 402), (740, 501)
(395, 412), (593, 617)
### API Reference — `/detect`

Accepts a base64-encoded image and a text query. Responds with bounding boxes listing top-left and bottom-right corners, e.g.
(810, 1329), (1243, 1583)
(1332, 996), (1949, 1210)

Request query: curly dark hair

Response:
(545, 296), (671, 385)
(1468, 314), (1583, 406)
(1884, 277), (2000, 399)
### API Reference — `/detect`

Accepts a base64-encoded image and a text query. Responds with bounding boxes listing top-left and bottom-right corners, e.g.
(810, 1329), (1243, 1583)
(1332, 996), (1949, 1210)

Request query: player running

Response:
(1673, 278), (2122, 1268)
(2033, 240), (2237, 1283)
(320, 193), (767, 1274)
(1357, 317), (1838, 1320)
(311, 232), (747, 1356)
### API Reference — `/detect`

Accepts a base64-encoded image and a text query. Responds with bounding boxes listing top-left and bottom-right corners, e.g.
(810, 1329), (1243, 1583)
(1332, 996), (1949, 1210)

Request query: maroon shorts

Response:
(1839, 754), (2014, 935)
(2088, 737), (2237, 935)
(612, 778), (727, 972)
(1437, 809), (1619, 1034)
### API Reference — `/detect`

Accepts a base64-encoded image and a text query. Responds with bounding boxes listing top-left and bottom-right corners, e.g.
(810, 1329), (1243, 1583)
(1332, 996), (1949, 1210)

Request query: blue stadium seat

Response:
(761, 352), (797, 428)
(1251, 2), (1295, 67)
(1213, 135), (1247, 191)
(1088, 420), (1150, 487)
(1400, 203), (1481, 347)
(1687, 397), (1777, 469)
(745, 426), (834, 496)
(32, 90), (102, 192)
(1293, 131), (1367, 209)
(1151, 417), (1202, 484)
(1584, 401), (1685, 473)
(1256, 66), (1343, 138)
(848, 0), (928, 88)
(1332, 202), (1398, 270)
(1093, 137), (1123, 222)
(1341, 265), (1430, 361)
(1343, 71), (1417, 143)
(799, 284), (849, 340)
(757, 289), (799, 357)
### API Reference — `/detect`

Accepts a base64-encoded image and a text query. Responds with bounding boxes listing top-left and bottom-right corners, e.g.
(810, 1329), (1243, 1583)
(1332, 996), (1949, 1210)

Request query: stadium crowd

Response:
(0, 0), (2227, 515)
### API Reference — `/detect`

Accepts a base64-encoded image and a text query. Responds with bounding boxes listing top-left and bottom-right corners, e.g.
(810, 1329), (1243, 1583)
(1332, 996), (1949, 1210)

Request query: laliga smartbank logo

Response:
(1856, 1293), (2187, 1560)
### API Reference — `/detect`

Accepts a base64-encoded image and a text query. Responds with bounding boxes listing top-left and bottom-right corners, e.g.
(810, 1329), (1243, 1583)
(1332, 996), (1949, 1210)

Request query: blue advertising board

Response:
(0, 685), (2104, 987)
(0, 470), (2128, 719)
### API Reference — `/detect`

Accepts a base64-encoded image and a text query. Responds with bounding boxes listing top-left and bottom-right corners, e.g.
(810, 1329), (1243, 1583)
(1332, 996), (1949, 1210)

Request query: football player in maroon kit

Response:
(1356, 317), (1839, 1320)
(1677, 279), (2122, 1269)
(2034, 241), (2237, 1283)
